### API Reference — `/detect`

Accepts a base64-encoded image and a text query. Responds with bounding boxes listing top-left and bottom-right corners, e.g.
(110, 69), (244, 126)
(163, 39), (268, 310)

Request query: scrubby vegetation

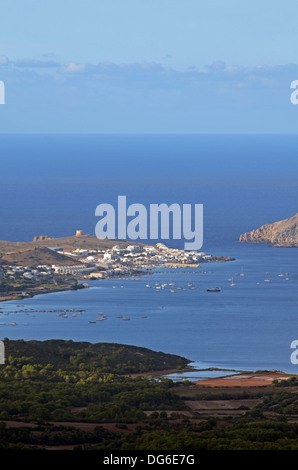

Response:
(4, 339), (189, 374)
(1, 339), (298, 450)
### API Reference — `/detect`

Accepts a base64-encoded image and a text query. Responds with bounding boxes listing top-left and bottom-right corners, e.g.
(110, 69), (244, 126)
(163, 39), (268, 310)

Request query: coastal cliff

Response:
(239, 213), (298, 247)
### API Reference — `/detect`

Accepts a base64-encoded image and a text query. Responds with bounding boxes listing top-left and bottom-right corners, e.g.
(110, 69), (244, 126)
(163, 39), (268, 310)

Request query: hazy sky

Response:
(0, 0), (297, 133)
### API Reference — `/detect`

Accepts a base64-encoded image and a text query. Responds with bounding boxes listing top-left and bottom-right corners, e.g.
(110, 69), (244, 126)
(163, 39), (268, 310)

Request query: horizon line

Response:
(0, 132), (297, 136)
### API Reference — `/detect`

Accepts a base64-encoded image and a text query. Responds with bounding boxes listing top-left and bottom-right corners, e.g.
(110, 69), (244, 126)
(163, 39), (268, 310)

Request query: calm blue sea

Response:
(0, 134), (298, 373)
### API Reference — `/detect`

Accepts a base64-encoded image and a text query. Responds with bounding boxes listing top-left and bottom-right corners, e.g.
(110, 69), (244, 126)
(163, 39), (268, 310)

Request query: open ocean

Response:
(0, 134), (298, 373)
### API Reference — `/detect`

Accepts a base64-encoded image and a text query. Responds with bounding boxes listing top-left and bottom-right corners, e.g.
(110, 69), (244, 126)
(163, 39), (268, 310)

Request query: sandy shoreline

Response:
(194, 370), (295, 387)
(125, 367), (297, 387)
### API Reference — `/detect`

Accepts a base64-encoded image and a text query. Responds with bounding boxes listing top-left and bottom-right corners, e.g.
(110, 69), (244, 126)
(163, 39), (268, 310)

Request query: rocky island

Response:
(239, 212), (298, 247)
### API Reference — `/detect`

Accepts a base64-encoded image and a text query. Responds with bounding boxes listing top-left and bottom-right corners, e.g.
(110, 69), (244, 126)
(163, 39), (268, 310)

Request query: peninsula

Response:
(0, 231), (234, 302)
(239, 213), (298, 247)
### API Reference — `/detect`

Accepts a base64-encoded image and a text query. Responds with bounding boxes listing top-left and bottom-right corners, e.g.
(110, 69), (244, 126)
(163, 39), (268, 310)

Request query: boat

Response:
(230, 277), (236, 287)
(89, 321), (96, 324)
(207, 287), (221, 292)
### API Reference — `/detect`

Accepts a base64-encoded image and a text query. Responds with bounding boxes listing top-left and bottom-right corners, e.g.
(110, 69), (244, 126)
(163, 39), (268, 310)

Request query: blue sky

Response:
(0, 0), (297, 133)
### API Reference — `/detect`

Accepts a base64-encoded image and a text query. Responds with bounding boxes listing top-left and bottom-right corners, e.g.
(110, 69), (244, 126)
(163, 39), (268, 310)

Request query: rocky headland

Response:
(239, 213), (298, 247)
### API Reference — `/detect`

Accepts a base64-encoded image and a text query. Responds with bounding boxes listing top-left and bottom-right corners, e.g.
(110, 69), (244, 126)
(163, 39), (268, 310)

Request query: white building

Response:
(127, 245), (141, 253)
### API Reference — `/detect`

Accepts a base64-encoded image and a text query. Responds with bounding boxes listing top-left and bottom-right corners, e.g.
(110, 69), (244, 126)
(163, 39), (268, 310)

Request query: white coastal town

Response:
(51, 242), (209, 279)
(0, 231), (234, 301)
